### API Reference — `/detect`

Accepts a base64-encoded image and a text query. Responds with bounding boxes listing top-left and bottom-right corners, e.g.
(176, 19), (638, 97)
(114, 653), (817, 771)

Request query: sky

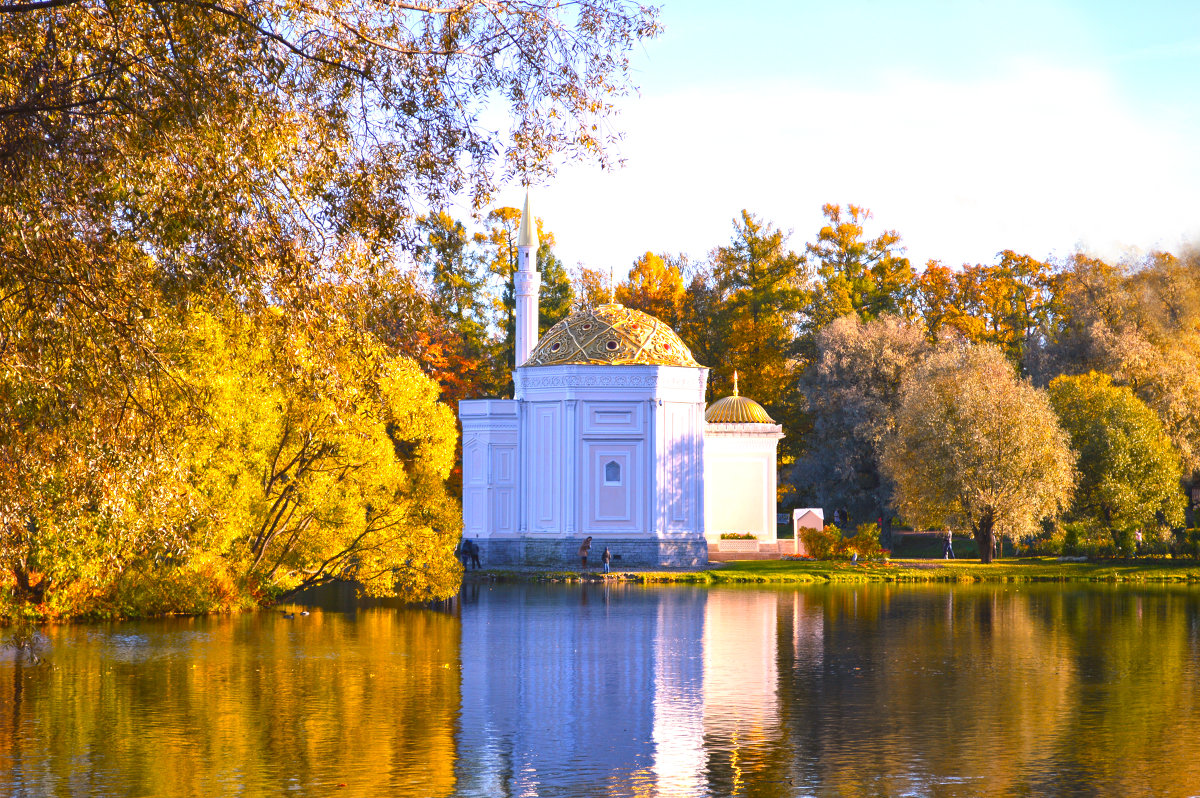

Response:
(490, 0), (1200, 276)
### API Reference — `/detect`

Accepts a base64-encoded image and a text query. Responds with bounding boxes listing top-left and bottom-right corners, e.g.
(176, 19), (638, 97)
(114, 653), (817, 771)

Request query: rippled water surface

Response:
(4, 582), (1200, 796)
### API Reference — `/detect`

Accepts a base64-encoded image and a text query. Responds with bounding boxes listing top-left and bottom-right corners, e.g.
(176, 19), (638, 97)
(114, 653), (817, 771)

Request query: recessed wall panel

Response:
(665, 404), (693, 527)
(532, 404), (562, 529)
(583, 441), (642, 532)
(582, 402), (645, 436)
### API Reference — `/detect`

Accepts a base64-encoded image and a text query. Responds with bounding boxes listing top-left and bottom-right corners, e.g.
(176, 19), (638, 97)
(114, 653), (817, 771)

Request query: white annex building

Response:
(458, 195), (783, 567)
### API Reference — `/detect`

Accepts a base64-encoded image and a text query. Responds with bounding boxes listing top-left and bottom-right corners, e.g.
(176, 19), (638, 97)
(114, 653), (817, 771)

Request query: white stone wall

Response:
(703, 422), (784, 544)
(459, 400), (520, 539)
(460, 364), (709, 553)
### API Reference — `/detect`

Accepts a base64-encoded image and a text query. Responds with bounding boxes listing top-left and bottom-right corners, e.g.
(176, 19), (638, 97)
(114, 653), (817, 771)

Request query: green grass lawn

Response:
(478, 557), (1200, 585)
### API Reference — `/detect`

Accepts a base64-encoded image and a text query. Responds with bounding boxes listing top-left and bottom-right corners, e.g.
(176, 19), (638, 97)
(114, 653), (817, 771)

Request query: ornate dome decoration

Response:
(523, 303), (701, 368)
(705, 371), (776, 424)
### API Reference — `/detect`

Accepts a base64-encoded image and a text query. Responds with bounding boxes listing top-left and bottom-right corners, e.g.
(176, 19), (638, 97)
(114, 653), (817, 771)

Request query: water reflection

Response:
(454, 583), (1200, 797)
(1, 606), (460, 797)
(3, 584), (1200, 796)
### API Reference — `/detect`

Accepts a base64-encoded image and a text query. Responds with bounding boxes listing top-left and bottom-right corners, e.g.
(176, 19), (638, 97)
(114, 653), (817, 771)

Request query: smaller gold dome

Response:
(705, 371), (775, 424)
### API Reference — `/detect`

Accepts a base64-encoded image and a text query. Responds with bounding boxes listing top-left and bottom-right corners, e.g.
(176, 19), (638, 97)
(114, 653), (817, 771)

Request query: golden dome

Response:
(705, 372), (775, 423)
(524, 303), (700, 368)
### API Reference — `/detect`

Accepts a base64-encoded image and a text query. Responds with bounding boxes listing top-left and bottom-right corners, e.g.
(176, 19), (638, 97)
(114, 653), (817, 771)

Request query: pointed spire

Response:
(517, 189), (537, 250)
(733, 370), (739, 397)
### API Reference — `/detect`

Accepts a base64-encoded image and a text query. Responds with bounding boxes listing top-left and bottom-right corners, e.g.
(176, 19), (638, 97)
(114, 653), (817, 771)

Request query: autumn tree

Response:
(571, 266), (613, 310)
(915, 253), (1056, 370)
(790, 314), (931, 544)
(1048, 372), (1185, 547)
(538, 229), (575, 333)
(914, 260), (963, 340)
(804, 204), (914, 330)
(616, 252), (687, 329)
(1038, 251), (1200, 475)
(179, 301), (462, 607)
(0, 0), (659, 615)
(413, 212), (494, 401)
(675, 260), (725, 372)
(710, 210), (807, 407)
(417, 212), (488, 332)
(481, 205), (524, 372)
(882, 343), (1075, 563)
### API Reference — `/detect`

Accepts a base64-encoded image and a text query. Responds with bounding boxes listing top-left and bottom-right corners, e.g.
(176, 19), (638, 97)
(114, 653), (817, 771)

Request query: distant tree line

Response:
(402, 203), (1199, 562)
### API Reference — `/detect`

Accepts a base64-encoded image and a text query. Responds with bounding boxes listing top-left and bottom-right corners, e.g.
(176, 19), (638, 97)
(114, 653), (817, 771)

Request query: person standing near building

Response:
(578, 536), (592, 569)
(601, 546), (611, 574)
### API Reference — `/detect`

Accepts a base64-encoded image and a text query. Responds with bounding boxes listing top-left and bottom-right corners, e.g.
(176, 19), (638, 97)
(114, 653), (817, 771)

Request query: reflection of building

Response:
(456, 585), (670, 795)
(456, 585), (820, 795)
(458, 195), (783, 567)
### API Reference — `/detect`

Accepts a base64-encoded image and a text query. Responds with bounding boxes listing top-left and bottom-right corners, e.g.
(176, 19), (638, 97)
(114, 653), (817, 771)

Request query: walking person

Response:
(578, 536), (592, 569)
(943, 529), (955, 560)
(457, 537), (470, 568)
(468, 540), (482, 570)
(601, 546), (611, 574)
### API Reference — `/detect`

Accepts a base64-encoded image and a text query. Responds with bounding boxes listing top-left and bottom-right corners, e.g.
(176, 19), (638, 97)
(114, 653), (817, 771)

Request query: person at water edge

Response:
(468, 540), (482, 570)
(579, 536), (592, 569)
(943, 529), (955, 559)
(456, 537), (470, 568)
(602, 547), (611, 573)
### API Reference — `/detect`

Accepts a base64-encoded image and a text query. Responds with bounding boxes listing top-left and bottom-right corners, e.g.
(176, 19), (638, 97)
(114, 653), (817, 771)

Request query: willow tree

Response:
(182, 304), (462, 606)
(792, 313), (931, 543)
(882, 343), (1075, 562)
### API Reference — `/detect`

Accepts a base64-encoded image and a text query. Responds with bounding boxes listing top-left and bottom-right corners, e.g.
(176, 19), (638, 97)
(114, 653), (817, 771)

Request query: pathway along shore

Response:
(462, 557), (1200, 585)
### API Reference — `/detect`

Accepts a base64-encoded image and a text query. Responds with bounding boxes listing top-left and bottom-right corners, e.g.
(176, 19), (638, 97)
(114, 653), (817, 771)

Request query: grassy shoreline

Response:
(469, 557), (1200, 585)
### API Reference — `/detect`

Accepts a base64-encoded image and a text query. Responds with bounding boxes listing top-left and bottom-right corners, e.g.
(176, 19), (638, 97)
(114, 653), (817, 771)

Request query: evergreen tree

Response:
(805, 204), (914, 330)
(710, 210), (807, 408)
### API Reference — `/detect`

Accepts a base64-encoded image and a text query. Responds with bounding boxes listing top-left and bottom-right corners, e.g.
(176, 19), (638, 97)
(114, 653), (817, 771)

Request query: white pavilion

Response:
(458, 194), (783, 567)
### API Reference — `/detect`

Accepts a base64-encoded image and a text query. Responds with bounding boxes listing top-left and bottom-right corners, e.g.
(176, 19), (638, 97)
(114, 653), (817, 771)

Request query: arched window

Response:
(604, 460), (621, 486)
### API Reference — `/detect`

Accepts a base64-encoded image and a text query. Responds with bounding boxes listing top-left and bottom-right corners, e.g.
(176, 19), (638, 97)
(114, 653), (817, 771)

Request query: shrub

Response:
(720, 532), (757, 540)
(836, 523), (885, 560)
(801, 523), (885, 561)
(801, 526), (840, 559)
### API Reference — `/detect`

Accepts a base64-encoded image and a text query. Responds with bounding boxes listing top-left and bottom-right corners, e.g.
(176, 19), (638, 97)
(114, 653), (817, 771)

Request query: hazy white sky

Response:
(489, 0), (1200, 275)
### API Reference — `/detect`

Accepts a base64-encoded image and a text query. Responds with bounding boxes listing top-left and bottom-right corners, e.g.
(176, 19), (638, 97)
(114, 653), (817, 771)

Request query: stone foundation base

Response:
(473, 537), (709, 568)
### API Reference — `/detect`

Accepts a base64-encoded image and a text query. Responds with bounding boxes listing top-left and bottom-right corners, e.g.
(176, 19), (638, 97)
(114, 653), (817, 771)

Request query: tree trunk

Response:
(974, 507), (996, 564)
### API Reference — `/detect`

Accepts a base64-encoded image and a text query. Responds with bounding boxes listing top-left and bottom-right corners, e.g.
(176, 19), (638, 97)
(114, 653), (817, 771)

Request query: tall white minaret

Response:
(514, 190), (540, 367)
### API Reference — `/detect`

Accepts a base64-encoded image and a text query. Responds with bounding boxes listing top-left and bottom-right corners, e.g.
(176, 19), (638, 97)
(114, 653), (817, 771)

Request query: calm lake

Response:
(3, 582), (1200, 797)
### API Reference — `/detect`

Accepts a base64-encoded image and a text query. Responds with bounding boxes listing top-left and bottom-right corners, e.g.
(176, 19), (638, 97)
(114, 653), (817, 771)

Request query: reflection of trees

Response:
(7, 586), (1200, 796)
(1031, 589), (1200, 794)
(775, 585), (1200, 796)
(0, 609), (460, 797)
